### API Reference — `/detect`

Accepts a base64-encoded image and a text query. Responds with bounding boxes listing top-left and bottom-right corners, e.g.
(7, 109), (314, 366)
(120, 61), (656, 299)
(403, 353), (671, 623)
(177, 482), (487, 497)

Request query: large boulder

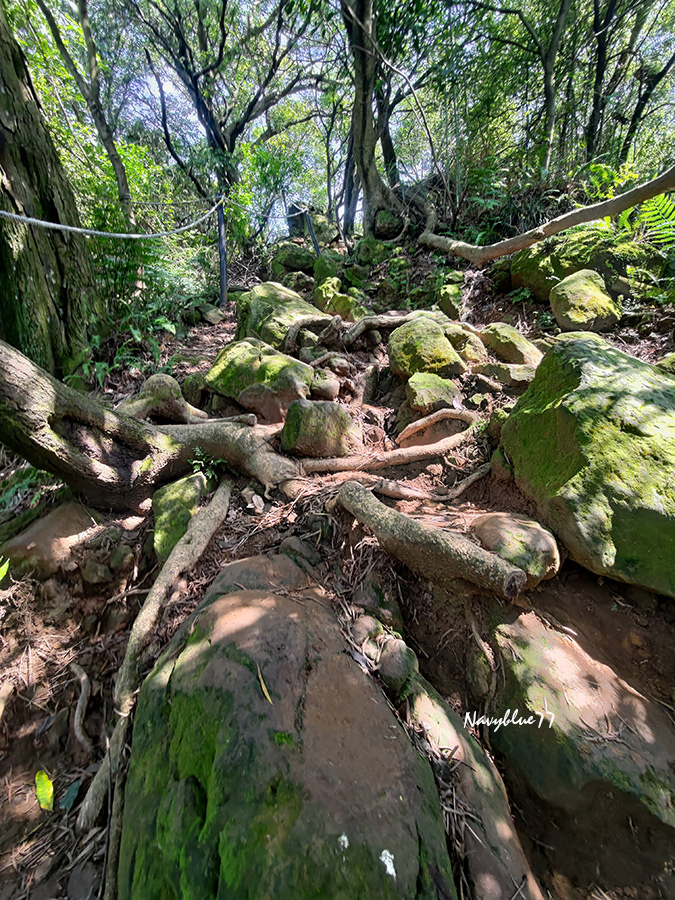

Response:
(388, 318), (466, 379)
(490, 611), (675, 860)
(479, 323), (543, 367)
(510, 225), (661, 302)
(271, 242), (317, 279)
(205, 338), (314, 422)
(549, 269), (622, 332)
(236, 282), (330, 348)
(501, 336), (675, 597)
(442, 324), (488, 366)
(281, 400), (362, 458)
(117, 561), (456, 899)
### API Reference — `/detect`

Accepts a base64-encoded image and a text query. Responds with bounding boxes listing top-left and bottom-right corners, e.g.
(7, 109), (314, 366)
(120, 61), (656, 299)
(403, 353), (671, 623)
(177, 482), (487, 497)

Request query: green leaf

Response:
(59, 779), (81, 812)
(35, 770), (54, 811)
(0, 557), (8, 580)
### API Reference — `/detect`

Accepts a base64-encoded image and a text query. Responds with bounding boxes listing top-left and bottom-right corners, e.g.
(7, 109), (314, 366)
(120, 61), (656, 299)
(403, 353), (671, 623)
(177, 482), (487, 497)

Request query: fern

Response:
(637, 193), (675, 248)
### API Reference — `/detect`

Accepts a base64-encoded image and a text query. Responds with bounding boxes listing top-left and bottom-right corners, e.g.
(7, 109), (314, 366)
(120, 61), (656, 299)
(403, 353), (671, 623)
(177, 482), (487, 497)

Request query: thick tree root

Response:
(70, 663), (93, 756)
(283, 314), (334, 354)
(337, 481), (526, 598)
(76, 479), (233, 833)
(302, 417), (476, 475)
(117, 374), (208, 424)
(343, 313), (420, 347)
(396, 409), (474, 445)
(325, 471), (446, 501)
(407, 674), (546, 900)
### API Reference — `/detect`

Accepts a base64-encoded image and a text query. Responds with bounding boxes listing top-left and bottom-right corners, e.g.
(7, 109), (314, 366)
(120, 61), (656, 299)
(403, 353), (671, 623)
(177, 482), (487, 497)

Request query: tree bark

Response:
(419, 161), (675, 265)
(0, 5), (99, 374)
(0, 340), (301, 511)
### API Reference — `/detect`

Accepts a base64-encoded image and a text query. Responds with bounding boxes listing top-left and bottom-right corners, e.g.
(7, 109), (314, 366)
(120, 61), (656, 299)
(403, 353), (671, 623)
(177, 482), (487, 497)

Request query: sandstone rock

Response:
(2, 503), (97, 578)
(470, 512), (560, 588)
(501, 336), (675, 597)
(205, 338), (314, 422)
(474, 362), (536, 390)
(118, 578), (455, 899)
(549, 269), (622, 332)
(479, 322), (543, 366)
(236, 282), (330, 348)
(405, 372), (462, 414)
(388, 318), (466, 379)
(281, 400), (362, 458)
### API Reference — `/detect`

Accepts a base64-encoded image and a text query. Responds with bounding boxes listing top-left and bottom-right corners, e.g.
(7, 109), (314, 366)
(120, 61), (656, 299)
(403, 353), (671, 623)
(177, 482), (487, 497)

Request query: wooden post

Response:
(217, 196), (228, 307)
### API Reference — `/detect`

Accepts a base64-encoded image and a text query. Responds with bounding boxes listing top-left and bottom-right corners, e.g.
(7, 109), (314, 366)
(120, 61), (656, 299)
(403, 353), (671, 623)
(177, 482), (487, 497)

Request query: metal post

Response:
(217, 196), (228, 307)
(304, 209), (320, 257)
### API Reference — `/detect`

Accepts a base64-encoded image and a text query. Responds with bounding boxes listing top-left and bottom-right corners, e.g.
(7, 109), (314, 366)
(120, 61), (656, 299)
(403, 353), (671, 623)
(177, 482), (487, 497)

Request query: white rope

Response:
(0, 199), (222, 240)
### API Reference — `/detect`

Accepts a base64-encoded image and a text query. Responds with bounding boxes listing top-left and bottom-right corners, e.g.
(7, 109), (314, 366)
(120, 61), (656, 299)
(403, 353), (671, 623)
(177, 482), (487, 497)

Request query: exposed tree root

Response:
(343, 313), (420, 347)
(70, 663), (93, 756)
(283, 314), (334, 354)
(0, 681), (13, 729)
(302, 417), (476, 474)
(337, 480), (526, 598)
(76, 478), (233, 833)
(117, 374), (208, 424)
(396, 409), (474, 445)
(406, 674), (546, 900)
(325, 471), (445, 501)
(445, 462), (491, 500)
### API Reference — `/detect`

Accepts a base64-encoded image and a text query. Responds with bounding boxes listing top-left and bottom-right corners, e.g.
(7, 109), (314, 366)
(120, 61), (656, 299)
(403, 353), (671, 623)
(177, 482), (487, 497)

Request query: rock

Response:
(313, 252), (342, 285)
(205, 554), (313, 598)
(197, 303), (225, 325)
(281, 400), (362, 458)
(2, 503), (97, 578)
(491, 609), (675, 835)
(181, 372), (208, 409)
(470, 512), (560, 588)
(479, 322), (543, 366)
(656, 352), (675, 375)
(374, 209), (402, 239)
(510, 224), (662, 302)
(236, 282), (330, 348)
(351, 615), (384, 648)
(442, 324), (488, 366)
(328, 357), (350, 376)
(352, 574), (404, 631)
(152, 473), (210, 564)
(80, 556), (113, 585)
(310, 369), (340, 401)
(312, 276), (341, 310)
(118, 373), (208, 424)
(490, 447), (514, 481)
(118, 583), (456, 900)
(354, 237), (392, 267)
(474, 362), (536, 390)
(342, 264), (370, 288)
(283, 271), (314, 293)
(501, 336), (675, 597)
(378, 639), (419, 697)
(388, 318), (466, 379)
(278, 536), (323, 571)
(271, 241), (317, 278)
(323, 291), (369, 322)
(110, 544), (134, 574)
(205, 338), (314, 422)
(549, 269), (622, 332)
(405, 372), (462, 414)
(437, 283), (463, 319)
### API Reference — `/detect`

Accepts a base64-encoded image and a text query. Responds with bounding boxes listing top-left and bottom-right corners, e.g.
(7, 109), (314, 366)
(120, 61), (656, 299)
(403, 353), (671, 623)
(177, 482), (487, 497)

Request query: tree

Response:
(0, 0), (99, 375)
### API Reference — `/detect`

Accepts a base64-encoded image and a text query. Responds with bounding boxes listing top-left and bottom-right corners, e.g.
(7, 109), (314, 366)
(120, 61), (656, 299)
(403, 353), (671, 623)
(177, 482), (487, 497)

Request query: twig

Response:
(445, 463), (491, 500)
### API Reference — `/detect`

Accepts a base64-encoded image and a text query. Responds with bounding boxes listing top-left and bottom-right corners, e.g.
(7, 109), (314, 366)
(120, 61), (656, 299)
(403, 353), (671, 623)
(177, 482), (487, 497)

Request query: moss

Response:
(437, 283), (462, 319)
(549, 269), (622, 332)
(205, 339), (314, 401)
(236, 282), (329, 348)
(353, 237), (392, 267)
(480, 322), (543, 366)
(272, 731), (295, 747)
(502, 338), (675, 595)
(442, 324), (488, 365)
(312, 276), (341, 310)
(152, 473), (210, 564)
(388, 319), (466, 379)
(405, 372), (461, 414)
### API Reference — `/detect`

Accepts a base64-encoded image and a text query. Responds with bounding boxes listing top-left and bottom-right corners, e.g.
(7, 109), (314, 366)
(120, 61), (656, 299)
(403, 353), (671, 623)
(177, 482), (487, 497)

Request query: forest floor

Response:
(1, 262), (674, 900)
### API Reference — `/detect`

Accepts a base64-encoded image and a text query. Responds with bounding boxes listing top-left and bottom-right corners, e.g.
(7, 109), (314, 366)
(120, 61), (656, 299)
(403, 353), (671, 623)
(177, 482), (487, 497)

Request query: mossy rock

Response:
(510, 225), (663, 302)
(388, 318), (466, 379)
(656, 352), (675, 375)
(491, 610), (675, 838)
(117, 583), (456, 899)
(501, 336), (675, 597)
(354, 237), (392, 268)
(405, 372), (461, 414)
(312, 276), (342, 311)
(153, 473), (210, 564)
(549, 269), (622, 332)
(342, 264), (370, 288)
(480, 322), (543, 366)
(323, 292), (369, 322)
(281, 400), (362, 458)
(236, 282), (330, 348)
(313, 251), (343, 285)
(271, 242), (317, 278)
(470, 512), (560, 588)
(437, 283), (463, 319)
(474, 361), (535, 389)
(374, 209), (402, 239)
(442, 324), (488, 366)
(205, 338), (314, 421)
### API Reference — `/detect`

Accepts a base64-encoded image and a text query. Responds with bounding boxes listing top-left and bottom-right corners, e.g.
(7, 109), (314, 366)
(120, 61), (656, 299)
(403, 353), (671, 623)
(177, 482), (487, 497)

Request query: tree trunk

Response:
(342, 0), (398, 235)
(0, 340), (301, 511)
(0, 4), (99, 375)
(620, 48), (675, 164)
(342, 126), (360, 235)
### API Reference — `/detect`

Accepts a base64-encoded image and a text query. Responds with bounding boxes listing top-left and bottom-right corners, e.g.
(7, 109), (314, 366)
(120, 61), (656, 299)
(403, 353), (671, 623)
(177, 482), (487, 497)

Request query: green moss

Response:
(388, 318), (466, 379)
(236, 282), (329, 348)
(152, 473), (209, 564)
(205, 339), (314, 401)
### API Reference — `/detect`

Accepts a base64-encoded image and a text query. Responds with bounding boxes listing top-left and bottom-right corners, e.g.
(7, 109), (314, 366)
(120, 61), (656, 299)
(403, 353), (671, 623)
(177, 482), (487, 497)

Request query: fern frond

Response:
(637, 193), (675, 247)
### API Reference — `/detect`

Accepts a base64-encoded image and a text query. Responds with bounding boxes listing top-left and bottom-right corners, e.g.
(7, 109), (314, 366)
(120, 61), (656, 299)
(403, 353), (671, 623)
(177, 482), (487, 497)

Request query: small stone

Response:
(474, 362), (536, 390)
(378, 639), (419, 701)
(280, 399), (362, 458)
(388, 318), (466, 379)
(365, 329), (382, 347)
(328, 357), (350, 376)
(490, 448), (514, 481)
(80, 557), (113, 585)
(480, 322), (543, 366)
(405, 372), (462, 414)
(549, 269), (622, 332)
(311, 369), (340, 401)
(471, 512), (560, 588)
(438, 283), (463, 319)
(352, 615), (384, 647)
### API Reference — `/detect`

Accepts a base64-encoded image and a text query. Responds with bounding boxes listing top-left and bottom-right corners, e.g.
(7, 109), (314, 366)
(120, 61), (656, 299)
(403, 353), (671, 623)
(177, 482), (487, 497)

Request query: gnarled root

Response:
(337, 480), (526, 599)
(76, 478), (233, 833)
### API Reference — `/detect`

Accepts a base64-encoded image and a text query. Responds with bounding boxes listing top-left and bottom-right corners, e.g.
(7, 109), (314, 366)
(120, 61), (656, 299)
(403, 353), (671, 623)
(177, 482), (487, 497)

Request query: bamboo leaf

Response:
(257, 663), (273, 705)
(35, 770), (54, 812)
